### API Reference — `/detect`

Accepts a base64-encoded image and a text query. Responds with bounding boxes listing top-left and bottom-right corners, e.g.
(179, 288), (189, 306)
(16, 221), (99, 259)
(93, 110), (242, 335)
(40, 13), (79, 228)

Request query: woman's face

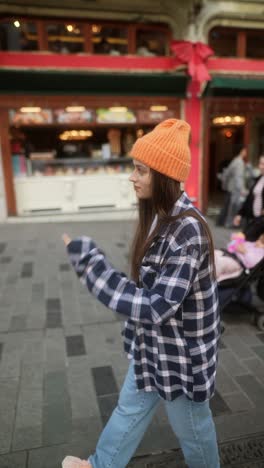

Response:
(258, 156), (264, 175)
(129, 160), (152, 199)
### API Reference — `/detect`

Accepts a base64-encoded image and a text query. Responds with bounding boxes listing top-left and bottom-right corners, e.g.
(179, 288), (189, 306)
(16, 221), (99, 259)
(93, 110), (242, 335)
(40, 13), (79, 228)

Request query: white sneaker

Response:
(62, 455), (92, 468)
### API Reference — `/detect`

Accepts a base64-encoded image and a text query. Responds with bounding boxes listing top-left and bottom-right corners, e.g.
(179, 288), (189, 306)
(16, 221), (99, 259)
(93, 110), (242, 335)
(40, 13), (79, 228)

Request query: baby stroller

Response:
(218, 255), (264, 332)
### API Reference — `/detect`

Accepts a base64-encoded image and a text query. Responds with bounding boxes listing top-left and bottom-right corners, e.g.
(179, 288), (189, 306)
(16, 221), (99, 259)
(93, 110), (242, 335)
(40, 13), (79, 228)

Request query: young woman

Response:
(62, 119), (221, 468)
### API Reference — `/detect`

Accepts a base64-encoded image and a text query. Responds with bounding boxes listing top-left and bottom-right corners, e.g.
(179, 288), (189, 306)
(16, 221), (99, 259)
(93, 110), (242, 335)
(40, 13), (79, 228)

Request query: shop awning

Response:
(0, 69), (188, 97)
(204, 75), (264, 97)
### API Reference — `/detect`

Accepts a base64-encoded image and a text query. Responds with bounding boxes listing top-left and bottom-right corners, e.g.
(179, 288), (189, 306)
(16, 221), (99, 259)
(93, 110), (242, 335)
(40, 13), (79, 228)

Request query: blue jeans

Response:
(89, 362), (220, 468)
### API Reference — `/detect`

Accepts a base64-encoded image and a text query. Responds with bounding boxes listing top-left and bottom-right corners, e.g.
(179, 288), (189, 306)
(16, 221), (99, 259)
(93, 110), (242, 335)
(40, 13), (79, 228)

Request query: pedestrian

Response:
(216, 146), (247, 228)
(233, 155), (264, 240)
(62, 119), (221, 468)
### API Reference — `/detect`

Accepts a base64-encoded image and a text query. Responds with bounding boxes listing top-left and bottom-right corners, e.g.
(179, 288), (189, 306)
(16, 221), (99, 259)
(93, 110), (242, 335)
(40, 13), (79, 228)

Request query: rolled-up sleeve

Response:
(67, 236), (201, 325)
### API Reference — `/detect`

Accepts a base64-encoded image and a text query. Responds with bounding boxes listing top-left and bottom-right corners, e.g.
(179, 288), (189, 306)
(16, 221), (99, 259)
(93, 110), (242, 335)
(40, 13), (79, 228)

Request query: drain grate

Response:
(220, 434), (264, 466)
(129, 433), (264, 468)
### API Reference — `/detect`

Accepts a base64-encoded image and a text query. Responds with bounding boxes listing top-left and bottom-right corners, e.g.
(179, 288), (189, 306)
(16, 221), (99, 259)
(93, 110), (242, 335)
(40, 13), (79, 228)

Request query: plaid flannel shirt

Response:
(67, 192), (220, 402)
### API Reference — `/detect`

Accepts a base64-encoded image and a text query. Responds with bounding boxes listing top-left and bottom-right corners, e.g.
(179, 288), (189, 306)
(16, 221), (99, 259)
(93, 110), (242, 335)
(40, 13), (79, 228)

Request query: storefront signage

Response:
(137, 109), (175, 124)
(96, 108), (136, 124)
(9, 109), (53, 125)
(54, 109), (94, 124)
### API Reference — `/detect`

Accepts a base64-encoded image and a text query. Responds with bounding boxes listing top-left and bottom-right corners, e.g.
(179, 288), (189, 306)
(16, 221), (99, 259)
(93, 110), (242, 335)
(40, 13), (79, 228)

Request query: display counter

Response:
(14, 157), (137, 214)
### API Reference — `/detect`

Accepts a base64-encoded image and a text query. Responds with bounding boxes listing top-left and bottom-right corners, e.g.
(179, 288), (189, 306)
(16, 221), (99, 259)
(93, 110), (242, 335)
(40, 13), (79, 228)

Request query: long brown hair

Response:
(130, 170), (216, 282)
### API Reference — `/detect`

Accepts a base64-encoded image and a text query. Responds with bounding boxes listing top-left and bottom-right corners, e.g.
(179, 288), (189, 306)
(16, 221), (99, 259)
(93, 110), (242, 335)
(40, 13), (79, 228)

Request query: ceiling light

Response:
(65, 106), (86, 112)
(150, 105), (168, 111)
(92, 24), (101, 34)
(59, 130), (93, 141)
(20, 107), (42, 113)
(109, 107), (128, 112)
(212, 115), (246, 126)
(66, 24), (74, 32)
(14, 20), (20, 28)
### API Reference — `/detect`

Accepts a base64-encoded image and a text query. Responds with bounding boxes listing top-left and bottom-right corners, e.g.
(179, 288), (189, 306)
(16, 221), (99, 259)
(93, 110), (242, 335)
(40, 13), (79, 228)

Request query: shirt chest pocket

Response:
(139, 236), (166, 289)
(140, 259), (161, 289)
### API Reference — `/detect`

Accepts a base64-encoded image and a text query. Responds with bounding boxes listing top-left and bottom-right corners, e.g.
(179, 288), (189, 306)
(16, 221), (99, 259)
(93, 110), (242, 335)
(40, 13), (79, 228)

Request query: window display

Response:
(29, 157), (133, 177)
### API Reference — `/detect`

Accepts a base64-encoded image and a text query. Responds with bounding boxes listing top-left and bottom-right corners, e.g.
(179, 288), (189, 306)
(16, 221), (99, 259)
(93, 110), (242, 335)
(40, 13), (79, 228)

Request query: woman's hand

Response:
(62, 233), (71, 246)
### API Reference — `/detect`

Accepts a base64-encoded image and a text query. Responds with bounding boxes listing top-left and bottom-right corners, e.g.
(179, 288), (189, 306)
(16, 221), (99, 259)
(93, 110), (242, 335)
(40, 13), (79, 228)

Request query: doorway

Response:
(207, 124), (244, 210)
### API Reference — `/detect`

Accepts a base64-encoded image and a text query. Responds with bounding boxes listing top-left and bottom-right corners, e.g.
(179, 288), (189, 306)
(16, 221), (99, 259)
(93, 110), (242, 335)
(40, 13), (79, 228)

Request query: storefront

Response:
(0, 65), (187, 216)
(202, 58), (264, 210)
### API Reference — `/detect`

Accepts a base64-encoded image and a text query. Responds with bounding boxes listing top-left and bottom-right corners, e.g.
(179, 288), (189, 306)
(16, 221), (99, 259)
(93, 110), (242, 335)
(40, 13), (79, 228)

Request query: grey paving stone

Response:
(0, 256), (12, 264)
(92, 365), (119, 396)
(0, 306), (12, 332)
(215, 365), (240, 395)
(32, 283), (45, 302)
(222, 334), (256, 359)
(24, 249), (35, 255)
(256, 333), (264, 344)
(0, 451), (27, 468)
(215, 408), (264, 443)
(27, 303), (46, 330)
(219, 349), (248, 376)
(97, 393), (119, 425)
(223, 392), (254, 414)
(9, 315), (27, 331)
(27, 440), (93, 468)
(46, 276), (61, 299)
(138, 421), (179, 456)
(21, 262), (33, 278)
(61, 295), (83, 327)
(43, 370), (72, 445)
(67, 357), (100, 420)
(252, 345), (264, 360)
(60, 263), (71, 271)
(235, 375), (264, 407)
(0, 242), (7, 254)
(13, 387), (43, 430)
(12, 425), (42, 451)
(210, 390), (231, 417)
(0, 331), (24, 379)
(45, 329), (66, 372)
(46, 298), (61, 312)
(243, 357), (264, 384)
(0, 379), (19, 454)
(71, 416), (102, 444)
(66, 335), (86, 357)
(46, 298), (62, 328)
(46, 310), (62, 328)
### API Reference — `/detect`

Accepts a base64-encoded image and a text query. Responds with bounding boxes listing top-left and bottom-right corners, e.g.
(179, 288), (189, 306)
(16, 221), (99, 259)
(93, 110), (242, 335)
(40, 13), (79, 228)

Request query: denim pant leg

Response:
(89, 361), (160, 468)
(164, 395), (220, 468)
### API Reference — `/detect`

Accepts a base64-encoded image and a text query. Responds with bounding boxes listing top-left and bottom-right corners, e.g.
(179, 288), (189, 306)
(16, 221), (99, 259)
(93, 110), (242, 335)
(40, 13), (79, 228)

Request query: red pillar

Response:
(184, 80), (202, 209)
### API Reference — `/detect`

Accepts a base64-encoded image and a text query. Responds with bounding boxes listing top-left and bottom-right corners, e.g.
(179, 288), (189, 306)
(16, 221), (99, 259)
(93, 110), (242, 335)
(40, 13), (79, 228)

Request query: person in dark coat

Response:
(233, 155), (264, 240)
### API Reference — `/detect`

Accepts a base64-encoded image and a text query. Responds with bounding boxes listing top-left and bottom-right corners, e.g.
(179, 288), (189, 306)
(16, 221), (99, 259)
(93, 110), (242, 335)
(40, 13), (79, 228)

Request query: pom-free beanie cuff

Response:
(129, 119), (191, 182)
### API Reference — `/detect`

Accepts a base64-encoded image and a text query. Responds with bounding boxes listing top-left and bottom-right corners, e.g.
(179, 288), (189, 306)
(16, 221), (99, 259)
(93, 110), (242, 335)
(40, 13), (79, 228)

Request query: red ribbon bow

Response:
(171, 40), (213, 83)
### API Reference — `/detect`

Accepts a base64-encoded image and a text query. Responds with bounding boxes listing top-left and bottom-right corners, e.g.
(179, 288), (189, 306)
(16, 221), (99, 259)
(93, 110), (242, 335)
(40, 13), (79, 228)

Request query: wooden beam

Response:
(0, 110), (17, 215)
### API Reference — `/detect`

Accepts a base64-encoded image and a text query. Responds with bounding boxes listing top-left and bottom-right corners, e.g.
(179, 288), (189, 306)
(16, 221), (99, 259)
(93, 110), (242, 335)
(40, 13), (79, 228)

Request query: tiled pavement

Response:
(0, 217), (264, 468)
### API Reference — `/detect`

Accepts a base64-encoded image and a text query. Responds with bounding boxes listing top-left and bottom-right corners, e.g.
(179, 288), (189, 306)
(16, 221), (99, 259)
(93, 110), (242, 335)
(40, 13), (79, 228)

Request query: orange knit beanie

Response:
(130, 118), (191, 182)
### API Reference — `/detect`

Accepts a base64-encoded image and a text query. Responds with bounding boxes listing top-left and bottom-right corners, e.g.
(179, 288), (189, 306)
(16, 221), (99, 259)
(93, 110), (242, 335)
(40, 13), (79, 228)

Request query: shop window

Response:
(209, 27), (237, 57)
(92, 24), (128, 55)
(246, 30), (264, 59)
(136, 29), (167, 56)
(0, 20), (38, 51)
(46, 23), (84, 53)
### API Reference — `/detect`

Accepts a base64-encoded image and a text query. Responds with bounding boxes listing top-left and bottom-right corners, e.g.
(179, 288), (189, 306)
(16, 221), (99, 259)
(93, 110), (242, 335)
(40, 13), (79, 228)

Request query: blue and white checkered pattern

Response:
(67, 192), (220, 402)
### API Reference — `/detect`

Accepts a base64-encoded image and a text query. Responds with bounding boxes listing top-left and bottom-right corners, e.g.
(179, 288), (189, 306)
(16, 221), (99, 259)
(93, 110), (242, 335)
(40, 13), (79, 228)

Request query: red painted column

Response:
(184, 79), (202, 209)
